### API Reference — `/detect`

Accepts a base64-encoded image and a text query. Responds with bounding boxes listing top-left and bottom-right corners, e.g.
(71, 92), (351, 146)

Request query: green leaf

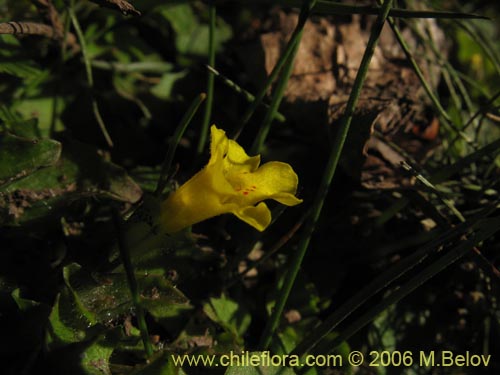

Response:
(14, 96), (67, 135)
(139, 273), (191, 321)
(0, 60), (43, 79)
(47, 291), (88, 347)
(224, 353), (297, 375)
(203, 294), (251, 338)
(0, 132), (61, 186)
(52, 262), (190, 330)
(0, 137), (142, 225)
(150, 70), (188, 100)
(1, 289), (49, 367)
(80, 338), (114, 375)
(158, 4), (232, 57)
(5, 118), (41, 139)
(130, 351), (187, 375)
(370, 305), (397, 351)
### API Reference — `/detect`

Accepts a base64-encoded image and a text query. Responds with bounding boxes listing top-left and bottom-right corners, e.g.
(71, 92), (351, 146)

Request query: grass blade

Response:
(206, 65), (286, 122)
(232, 0), (316, 140)
(311, 216), (500, 355)
(258, 0), (395, 350)
(238, 0), (487, 19)
(197, 3), (216, 155)
(67, 1), (113, 147)
(293, 207), (499, 355)
(155, 93), (206, 196)
(250, 37), (300, 154)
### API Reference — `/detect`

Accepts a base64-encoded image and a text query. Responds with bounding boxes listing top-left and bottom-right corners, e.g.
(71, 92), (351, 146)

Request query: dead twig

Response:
(88, 0), (141, 16)
(0, 21), (78, 52)
(31, 0), (64, 39)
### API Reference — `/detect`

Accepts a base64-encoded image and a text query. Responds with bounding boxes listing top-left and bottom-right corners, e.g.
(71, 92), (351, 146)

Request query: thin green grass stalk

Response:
(466, 90), (500, 128)
(383, 10), (451, 121)
(400, 161), (466, 222)
(384, 9), (472, 144)
(258, 0), (394, 350)
(113, 209), (154, 358)
(293, 205), (499, 355)
(457, 20), (500, 75)
(421, 24), (477, 128)
(441, 62), (463, 112)
(205, 65), (286, 122)
(91, 60), (173, 73)
(311, 216), (500, 355)
(243, 0), (487, 19)
(452, 68), (495, 98)
(449, 90), (500, 149)
(232, 0), (317, 140)
(155, 93), (206, 196)
(250, 39), (300, 154)
(197, 3), (216, 155)
(50, 9), (73, 137)
(68, 2), (113, 147)
(376, 136), (500, 226)
(444, 62), (475, 118)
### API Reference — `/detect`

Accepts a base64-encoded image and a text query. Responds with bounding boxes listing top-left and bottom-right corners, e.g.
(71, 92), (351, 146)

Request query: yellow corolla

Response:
(160, 125), (302, 233)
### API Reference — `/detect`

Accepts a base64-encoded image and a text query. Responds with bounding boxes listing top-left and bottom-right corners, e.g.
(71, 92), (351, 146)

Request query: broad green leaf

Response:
(370, 304), (397, 352)
(150, 70), (188, 100)
(5, 118), (40, 139)
(15, 96), (67, 135)
(0, 132), (61, 185)
(81, 338), (114, 375)
(224, 353), (297, 375)
(1, 289), (49, 361)
(131, 351), (187, 375)
(0, 137), (142, 225)
(203, 295), (251, 337)
(57, 262), (190, 328)
(0, 60), (43, 79)
(158, 4), (232, 57)
(47, 291), (88, 347)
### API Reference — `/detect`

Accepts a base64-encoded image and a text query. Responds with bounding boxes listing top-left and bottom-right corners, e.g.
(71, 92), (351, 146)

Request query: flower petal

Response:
(226, 139), (260, 172)
(232, 202), (272, 232)
(160, 125), (302, 234)
(226, 161), (302, 206)
(209, 125), (228, 166)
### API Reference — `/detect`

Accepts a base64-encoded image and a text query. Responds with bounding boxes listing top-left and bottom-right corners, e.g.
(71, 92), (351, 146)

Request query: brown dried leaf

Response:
(238, 10), (446, 188)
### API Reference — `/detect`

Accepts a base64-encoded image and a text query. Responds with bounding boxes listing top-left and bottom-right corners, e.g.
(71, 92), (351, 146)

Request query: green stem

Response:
(258, 0), (394, 350)
(382, 9), (450, 122)
(155, 93), (206, 196)
(205, 65), (286, 122)
(68, 1), (113, 147)
(113, 210), (154, 358)
(232, 0), (316, 140)
(250, 37), (300, 154)
(197, 3), (216, 155)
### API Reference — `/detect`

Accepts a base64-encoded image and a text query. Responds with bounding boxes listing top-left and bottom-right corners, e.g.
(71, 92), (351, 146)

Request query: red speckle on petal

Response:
(243, 191), (249, 195)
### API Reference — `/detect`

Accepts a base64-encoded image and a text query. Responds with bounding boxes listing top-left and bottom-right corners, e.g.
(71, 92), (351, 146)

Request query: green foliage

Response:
(224, 360), (296, 375)
(1, 0), (500, 374)
(204, 294), (251, 339)
(0, 132), (61, 184)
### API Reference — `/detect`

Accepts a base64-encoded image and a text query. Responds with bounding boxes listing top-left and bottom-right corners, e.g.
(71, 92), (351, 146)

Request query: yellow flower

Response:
(160, 125), (302, 233)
